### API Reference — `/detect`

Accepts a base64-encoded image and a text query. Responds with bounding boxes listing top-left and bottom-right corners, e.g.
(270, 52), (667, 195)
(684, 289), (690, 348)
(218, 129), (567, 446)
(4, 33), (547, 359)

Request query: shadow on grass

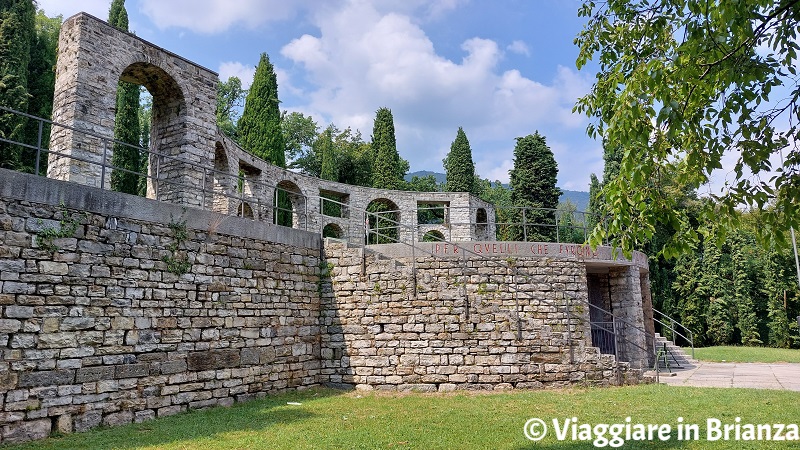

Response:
(6, 388), (346, 450)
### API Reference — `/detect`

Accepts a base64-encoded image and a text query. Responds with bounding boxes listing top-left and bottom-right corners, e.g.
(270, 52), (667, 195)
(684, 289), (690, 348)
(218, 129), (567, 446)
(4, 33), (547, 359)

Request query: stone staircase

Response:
(653, 332), (696, 371)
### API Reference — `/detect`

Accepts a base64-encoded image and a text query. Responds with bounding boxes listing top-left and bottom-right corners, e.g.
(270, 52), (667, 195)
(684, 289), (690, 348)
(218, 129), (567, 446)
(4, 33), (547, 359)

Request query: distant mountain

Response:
(560, 190), (590, 213)
(405, 170), (446, 184)
(406, 170), (590, 212)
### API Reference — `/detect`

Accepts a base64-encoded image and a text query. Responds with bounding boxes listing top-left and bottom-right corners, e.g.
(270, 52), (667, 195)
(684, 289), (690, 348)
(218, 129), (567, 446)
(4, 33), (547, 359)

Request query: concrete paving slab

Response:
(656, 361), (800, 391)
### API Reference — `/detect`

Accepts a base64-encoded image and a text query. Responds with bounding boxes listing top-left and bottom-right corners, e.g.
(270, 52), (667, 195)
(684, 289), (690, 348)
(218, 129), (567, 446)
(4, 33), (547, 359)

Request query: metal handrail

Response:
(2, 108), (656, 373)
(1, 106), (610, 244)
(652, 307), (694, 359)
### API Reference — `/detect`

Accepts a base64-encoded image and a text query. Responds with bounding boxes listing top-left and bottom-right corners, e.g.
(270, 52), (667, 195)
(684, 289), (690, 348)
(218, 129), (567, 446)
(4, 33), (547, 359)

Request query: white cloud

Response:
(138, 0), (308, 34)
(506, 40), (530, 56)
(481, 158), (514, 184)
(279, 0), (593, 180)
(36, 0), (111, 19)
(218, 62), (256, 90)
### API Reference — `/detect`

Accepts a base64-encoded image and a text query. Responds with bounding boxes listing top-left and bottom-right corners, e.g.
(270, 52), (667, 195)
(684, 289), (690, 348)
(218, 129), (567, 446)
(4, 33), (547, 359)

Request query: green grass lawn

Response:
(693, 346), (800, 363)
(6, 384), (800, 449)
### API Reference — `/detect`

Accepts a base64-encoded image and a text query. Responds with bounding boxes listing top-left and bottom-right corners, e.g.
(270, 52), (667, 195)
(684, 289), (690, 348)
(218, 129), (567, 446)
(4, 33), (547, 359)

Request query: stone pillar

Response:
(48, 13), (218, 208)
(609, 265), (650, 368)
(639, 271), (656, 367)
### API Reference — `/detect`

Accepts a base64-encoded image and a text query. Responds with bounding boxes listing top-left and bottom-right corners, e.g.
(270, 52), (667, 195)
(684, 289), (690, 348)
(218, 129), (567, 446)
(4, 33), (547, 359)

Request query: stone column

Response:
(608, 265), (650, 368)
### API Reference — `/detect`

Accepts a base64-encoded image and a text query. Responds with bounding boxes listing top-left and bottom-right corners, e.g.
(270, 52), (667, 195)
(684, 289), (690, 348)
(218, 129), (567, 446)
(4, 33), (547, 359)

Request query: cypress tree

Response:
(0, 0), (35, 169)
(508, 131), (561, 241)
(319, 127), (336, 181)
(108, 0), (142, 194)
(238, 53), (285, 167)
(21, 10), (60, 174)
(443, 126), (476, 194)
(370, 107), (405, 190)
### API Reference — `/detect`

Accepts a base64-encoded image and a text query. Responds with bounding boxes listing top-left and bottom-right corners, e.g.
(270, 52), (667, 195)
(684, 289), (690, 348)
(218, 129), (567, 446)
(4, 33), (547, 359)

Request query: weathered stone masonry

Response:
(0, 10), (654, 444)
(320, 241), (642, 392)
(0, 170), (650, 443)
(0, 170), (322, 443)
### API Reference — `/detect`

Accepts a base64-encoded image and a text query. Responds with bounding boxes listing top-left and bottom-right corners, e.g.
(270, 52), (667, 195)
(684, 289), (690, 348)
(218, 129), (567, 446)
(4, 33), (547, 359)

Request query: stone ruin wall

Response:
(0, 171), (322, 443)
(320, 240), (640, 392)
(0, 170), (647, 443)
(47, 13), (496, 246)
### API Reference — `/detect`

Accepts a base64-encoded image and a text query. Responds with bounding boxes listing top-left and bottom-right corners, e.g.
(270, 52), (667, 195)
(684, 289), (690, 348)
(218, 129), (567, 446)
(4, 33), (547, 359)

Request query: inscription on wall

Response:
(428, 241), (649, 269)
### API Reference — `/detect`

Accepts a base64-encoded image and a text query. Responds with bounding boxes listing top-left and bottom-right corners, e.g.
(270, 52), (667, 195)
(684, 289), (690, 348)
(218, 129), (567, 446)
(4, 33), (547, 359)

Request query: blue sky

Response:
(38, 0), (601, 190)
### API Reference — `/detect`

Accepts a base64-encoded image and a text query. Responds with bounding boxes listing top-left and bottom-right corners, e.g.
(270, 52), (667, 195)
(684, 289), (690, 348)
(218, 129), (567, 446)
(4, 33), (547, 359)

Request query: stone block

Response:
(73, 411), (102, 432)
(0, 319), (21, 333)
(2, 418), (51, 443)
(76, 366), (115, 383)
(159, 359), (188, 375)
(18, 369), (75, 387)
(60, 317), (95, 331)
(39, 261), (69, 275)
(5, 306), (34, 319)
(56, 414), (73, 434)
(187, 349), (240, 371)
(115, 363), (149, 379)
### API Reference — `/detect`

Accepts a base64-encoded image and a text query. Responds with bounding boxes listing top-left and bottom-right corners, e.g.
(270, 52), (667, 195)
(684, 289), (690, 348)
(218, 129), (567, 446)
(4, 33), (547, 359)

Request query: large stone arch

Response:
(47, 13), (217, 207)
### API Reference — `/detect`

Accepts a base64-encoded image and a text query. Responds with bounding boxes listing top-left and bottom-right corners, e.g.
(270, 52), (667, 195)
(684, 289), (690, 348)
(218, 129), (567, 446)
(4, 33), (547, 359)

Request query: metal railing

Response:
(2, 105), (610, 245)
(2, 107), (656, 375)
(652, 307), (695, 359)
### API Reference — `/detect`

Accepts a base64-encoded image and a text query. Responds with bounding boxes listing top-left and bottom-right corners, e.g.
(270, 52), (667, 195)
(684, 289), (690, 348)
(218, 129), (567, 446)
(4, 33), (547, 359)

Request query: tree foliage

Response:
(287, 115), (373, 187)
(0, 0), (35, 169)
(671, 217), (799, 348)
(508, 132), (561, 241)
(109, 0), (142, 195)
(283, 111), (319, 164)
(370, 107), (408, 190)
(318, 126), (337, 181)
(20, 9), (60, 174)
(443, 127), (477, 195)
(239, 53), (285, 167)
(576, 0), (800, 256)
(216, 76), (245, 141)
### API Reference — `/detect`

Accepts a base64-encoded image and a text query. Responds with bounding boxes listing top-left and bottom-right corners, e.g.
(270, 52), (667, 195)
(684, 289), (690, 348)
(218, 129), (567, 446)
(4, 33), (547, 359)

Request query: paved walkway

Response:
(656, 361), (800, 391)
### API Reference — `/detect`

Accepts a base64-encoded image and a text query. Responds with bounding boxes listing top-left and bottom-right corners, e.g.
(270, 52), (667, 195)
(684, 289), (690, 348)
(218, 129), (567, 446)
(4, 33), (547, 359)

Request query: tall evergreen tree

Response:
(587, 173), (602, 236)
(238, 53), (285, 167)
(0, 0), (35, 169)
(108, 0), (141, 195)
(508, 131), (561, 241)
(443, 127), (476, 195)
(21, 10), (60, 174)
(370, 107), (407, 190)
(319, 126), (337, 182)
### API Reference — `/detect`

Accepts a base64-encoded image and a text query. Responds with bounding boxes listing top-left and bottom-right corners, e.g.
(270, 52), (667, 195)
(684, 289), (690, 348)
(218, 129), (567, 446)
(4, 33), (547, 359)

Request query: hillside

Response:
(405, 171), (590, 212)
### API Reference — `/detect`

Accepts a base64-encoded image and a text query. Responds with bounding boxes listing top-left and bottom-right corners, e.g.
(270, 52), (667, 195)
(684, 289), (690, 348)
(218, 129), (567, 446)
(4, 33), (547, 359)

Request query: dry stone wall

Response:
(0, 170), (322, 444)
(320, 240), (640, 392)
(0, 169), (650, 444)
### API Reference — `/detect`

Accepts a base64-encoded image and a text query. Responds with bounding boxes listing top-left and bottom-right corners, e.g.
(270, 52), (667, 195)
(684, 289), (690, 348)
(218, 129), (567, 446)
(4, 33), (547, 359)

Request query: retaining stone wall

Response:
(0, 171), (322, 444)
(320, 240), (637, 392)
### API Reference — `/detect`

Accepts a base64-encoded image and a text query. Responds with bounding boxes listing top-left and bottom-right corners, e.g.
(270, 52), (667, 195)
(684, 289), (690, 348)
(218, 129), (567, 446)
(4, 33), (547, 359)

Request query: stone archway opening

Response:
(115, 62), (187, 202)
(275, 180), (306, 229)
(366, 198), (400, 244)
(323, 223), (344, 239)
(211, 142), (233, 213)
(238, 202), (254, 219)
(422, 230), (446, 242)
(475, 207), (489, 239)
